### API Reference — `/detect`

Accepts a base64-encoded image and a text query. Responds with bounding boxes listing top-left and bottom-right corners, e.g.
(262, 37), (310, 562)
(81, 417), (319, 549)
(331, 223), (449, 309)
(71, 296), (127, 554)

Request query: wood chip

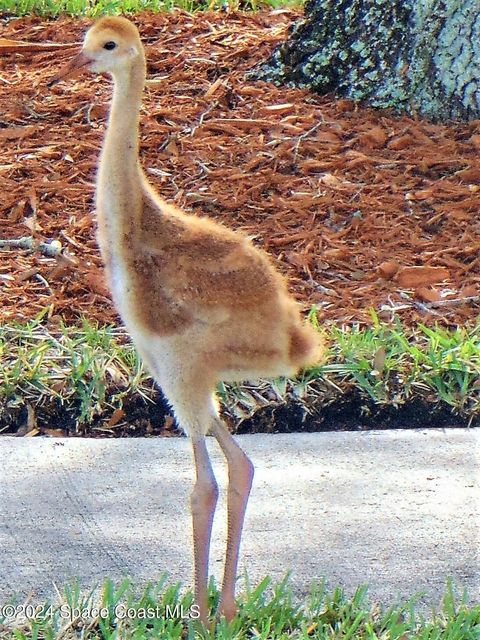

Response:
(107, 408), (126, 428)
(0, 126), (36, 139)
(0, 11), (479, 327)
(415, 286), (443, 303)
(397, 267), (451, 288)
(378, 261), (400, 280)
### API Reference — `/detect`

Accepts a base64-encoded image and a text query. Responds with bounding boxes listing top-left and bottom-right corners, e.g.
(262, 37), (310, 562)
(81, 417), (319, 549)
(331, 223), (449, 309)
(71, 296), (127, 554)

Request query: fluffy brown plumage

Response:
(51, 15), (323, 624)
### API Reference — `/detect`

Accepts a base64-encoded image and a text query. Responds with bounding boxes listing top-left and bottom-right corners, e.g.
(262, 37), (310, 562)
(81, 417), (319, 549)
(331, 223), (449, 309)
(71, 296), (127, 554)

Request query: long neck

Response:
(96, 54), (146, 243)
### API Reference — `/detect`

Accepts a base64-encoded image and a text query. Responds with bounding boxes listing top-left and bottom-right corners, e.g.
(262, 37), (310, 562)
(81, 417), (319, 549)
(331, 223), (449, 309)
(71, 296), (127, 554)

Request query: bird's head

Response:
(49, 16), (143, 85)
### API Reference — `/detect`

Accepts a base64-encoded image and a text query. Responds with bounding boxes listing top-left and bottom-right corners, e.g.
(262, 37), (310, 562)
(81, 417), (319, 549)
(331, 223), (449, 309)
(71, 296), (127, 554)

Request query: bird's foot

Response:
(216, 599), (237, 623)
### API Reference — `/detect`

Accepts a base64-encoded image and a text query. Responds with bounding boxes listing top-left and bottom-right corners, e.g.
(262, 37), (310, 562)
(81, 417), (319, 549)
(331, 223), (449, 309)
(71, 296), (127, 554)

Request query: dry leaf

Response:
(396, 266), (450, 288)
(414, 286), (443, 302)
(373, 346), (386, 374)
(43, 428), (67, 437)
(51, 380), (67, 393)
(378, 261), (400, 279)
(387, 134), (413, 150)
(107, 408), (125, 428)
(359, 126), (387, 148)
(163, 415), (175, 430)
(0, 126), (36, 140)
(285, 251), (310, 268)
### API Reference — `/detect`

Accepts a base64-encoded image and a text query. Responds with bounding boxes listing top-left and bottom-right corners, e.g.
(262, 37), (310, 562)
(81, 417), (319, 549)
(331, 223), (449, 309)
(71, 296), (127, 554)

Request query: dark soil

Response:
(235, 391), (478, 433)
(1, 389), (476, 437)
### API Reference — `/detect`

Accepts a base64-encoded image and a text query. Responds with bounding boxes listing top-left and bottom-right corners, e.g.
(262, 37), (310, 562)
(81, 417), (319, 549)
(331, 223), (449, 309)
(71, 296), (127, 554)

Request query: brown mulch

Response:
(1, 9), (480, 328)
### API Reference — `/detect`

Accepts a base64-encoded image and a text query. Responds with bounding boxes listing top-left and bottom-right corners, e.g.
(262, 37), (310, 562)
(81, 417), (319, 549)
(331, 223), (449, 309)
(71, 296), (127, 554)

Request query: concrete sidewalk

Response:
(1, 430), (479, 608)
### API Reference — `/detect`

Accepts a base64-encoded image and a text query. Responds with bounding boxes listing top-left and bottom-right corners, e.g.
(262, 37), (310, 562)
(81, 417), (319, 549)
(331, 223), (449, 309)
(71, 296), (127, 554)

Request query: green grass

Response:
(300, 308), (480, 415)
(0, 311), (154, 428)
(1, 575), (479, 639)
(1, 310), (480, 431)
(0, 0), (300, 17)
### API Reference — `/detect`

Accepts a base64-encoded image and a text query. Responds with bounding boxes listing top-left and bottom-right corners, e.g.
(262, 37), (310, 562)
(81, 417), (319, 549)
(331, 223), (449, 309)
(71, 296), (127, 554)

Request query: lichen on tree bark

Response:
(256, 0), (480, 121)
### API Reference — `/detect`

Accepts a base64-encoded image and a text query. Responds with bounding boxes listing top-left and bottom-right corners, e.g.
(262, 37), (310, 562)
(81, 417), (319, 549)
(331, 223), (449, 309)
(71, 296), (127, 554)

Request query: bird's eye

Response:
(103, 41), (117, 50)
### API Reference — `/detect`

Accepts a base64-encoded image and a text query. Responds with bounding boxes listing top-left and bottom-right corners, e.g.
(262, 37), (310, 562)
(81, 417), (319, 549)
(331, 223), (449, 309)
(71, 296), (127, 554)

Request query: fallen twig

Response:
(0, 236), (62, 257)
(0, 38), (80, 54)
(425, 295), (480, 307)
(292, 117), (326, 163)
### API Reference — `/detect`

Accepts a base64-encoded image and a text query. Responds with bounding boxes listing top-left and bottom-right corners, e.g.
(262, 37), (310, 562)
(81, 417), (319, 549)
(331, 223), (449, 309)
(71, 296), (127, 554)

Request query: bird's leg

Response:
(190, 435), (219, 624)
(210, 418), (254, 621)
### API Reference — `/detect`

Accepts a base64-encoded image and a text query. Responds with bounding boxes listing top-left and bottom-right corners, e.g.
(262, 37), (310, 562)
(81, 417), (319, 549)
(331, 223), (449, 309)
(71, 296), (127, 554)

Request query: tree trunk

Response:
(256, 0), (480, 122)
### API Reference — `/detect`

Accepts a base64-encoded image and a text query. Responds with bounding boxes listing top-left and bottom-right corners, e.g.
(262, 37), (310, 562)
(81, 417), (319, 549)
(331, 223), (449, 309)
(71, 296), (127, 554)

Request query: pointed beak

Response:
(48, 51), (92, 87)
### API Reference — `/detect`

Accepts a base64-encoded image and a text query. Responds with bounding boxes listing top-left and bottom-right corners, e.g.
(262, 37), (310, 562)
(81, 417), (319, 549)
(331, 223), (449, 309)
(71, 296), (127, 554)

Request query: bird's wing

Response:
(139, 195), (282, 322)
(168, 241), (276, 309)
(144, 234), (279, 323)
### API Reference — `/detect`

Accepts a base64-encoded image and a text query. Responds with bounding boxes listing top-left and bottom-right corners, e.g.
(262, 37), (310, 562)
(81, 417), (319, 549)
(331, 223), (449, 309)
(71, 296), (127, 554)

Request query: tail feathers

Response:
(288, 322), (325, 370)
